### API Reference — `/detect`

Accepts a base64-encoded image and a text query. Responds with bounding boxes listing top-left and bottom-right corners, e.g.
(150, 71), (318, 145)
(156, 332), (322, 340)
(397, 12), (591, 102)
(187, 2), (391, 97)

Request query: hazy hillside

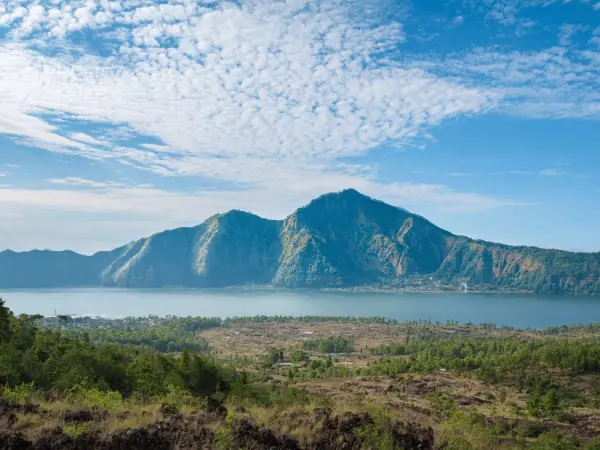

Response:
(1, 189), (599, 293)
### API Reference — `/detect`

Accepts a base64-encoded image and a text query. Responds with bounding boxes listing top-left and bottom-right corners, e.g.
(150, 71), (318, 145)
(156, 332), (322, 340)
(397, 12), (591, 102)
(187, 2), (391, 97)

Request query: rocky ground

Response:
(0, 396), (434, 450)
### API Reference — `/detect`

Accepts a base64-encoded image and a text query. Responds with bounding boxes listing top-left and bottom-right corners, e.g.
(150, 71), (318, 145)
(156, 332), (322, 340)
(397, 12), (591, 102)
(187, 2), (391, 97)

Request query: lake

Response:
(1, 288), (599, 329)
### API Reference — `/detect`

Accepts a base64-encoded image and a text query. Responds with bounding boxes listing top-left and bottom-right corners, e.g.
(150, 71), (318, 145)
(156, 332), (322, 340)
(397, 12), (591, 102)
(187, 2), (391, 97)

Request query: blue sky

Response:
(0, 0), (598, 254)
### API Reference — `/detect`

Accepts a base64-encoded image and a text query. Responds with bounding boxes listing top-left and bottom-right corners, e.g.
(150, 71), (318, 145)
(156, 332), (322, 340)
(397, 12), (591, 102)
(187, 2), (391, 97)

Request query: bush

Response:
(426, 392), (458, 420)
(355, 424), (394, 450)
(438, 410), (497, 450)
(70, 385), (123, 411)
(156, 384), (206, 410)
(531, 431), (580, 450)
(63, 423), (88, 438)
(585, 438), (600, 449)
(291, 350), (308, 363)
(2, 382), (35, 405)
(213, 411), (235, 450)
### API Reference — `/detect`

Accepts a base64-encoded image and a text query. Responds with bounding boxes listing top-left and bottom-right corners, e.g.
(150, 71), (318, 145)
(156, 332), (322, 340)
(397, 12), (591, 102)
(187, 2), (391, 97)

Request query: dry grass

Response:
(103, 413), (160, 435)
(200, 322), (411, 360)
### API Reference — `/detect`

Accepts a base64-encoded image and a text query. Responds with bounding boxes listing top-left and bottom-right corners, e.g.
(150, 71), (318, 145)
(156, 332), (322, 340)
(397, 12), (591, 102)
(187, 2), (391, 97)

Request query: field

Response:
(3, 306), (600, 449)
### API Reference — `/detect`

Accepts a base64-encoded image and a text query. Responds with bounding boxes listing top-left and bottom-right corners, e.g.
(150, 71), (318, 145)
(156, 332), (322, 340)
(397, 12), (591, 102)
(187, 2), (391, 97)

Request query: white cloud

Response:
(452, 15), (464, 26)
(47, 177), (127, 188)
(414, 46), (600, 119)
(539, 168), (566, 176)
(0, 0), (496, 188)
(140, 143), (174, 153)
(558, 24), (586, 47)
(465, 0), (597, 29)
(70, 132), (109, 146)
(4, 164), (20, 168)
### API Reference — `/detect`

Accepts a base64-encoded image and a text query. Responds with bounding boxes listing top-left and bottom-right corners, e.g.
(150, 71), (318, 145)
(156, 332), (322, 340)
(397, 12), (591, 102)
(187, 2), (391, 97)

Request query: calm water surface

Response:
(1, 288), (599, 329)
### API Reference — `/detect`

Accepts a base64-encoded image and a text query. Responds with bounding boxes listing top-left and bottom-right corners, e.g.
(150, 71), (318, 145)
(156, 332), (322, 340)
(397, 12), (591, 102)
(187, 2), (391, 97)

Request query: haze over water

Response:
(1, 288), (599, 329)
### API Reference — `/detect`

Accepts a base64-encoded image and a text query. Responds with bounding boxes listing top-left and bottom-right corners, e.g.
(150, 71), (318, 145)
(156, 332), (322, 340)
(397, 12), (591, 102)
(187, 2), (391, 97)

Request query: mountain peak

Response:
(316, 188), (373, 202)
(294, 188), (407, 220)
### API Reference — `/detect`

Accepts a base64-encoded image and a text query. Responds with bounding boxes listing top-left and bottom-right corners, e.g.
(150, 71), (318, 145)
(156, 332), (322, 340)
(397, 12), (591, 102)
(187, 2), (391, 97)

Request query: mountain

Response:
(1, 189), (599, 293)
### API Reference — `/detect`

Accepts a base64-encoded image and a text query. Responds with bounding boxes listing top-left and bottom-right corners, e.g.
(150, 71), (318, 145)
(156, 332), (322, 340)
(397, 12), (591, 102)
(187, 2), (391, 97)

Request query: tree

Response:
(542, 389), (561, 416)
(291, 350), (308, 363)
(0, 298), (12, 343)
(56, 314), (70, 344)
(264, 348), (280, 366)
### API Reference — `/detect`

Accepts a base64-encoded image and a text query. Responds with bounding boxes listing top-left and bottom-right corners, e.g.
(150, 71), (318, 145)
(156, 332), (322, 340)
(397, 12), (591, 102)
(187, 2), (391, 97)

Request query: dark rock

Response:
(233, 419), (301, 450)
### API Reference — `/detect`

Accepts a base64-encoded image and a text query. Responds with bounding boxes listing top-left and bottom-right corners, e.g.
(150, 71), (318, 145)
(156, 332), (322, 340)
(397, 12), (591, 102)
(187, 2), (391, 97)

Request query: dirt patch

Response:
(62, 408), (108, 424)
(0, 399), (41, 417)
(402, 380), (434, 397)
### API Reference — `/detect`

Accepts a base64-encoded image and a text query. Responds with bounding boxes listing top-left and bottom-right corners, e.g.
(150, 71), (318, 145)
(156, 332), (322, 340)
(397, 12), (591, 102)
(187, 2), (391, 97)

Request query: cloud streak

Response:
(414, 46), (600, 120)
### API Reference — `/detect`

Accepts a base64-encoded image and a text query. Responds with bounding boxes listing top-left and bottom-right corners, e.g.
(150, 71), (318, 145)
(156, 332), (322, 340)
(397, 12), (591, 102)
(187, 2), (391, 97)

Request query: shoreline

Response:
(0, 284), (592, 296)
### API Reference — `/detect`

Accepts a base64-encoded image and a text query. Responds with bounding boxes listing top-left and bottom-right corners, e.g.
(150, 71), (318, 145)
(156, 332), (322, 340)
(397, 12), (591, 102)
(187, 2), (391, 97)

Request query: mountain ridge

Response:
(1, 189), (599, 293)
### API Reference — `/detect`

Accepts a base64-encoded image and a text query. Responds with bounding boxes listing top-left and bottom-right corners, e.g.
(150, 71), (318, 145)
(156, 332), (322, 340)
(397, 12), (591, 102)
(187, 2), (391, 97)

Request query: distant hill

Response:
(1, 189), (599, 293)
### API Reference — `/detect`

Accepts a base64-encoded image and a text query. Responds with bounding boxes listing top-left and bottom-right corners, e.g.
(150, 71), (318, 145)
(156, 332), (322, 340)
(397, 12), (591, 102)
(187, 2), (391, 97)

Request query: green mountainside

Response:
(1, 189), (599, 293)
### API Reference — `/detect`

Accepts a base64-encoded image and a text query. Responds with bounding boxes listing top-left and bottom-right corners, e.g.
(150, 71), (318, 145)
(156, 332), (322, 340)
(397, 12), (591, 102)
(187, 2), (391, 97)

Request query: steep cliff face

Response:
(190, 211), (281, 287)
(1, 189), (599, 293)
(100, 226), (201, 287)
(99, 211), (281, 287)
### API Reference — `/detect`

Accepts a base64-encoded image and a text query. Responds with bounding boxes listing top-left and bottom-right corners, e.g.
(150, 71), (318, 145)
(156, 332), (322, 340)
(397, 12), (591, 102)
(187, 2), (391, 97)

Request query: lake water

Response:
(1, 288), (599, 329)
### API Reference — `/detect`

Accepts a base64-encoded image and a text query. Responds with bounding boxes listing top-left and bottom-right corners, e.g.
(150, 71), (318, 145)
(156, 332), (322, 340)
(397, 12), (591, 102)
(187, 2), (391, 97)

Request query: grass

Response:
(63, 423), (89, 438)
(104, 414), (159, 435)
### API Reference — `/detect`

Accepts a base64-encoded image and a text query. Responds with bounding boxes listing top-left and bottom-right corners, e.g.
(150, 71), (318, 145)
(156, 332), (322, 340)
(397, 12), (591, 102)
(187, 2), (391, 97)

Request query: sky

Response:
(0, 0), (598, 254)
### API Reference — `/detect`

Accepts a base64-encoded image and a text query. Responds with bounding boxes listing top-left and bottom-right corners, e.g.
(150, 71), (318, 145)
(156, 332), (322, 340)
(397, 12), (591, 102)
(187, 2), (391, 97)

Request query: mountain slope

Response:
(99, 211), (282, 287)
(274, 189), (450, 287)
(1, 189), (599, 293)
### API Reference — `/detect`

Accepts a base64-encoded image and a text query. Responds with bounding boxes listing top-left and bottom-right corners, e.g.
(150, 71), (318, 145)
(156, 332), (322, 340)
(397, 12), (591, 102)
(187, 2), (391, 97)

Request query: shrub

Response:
(213, 411), (235, 450)
(63, 423), (88, 438)
(531, 431), (580, 450)
(70, 385), (123, 411)
(291, 350), (308, 363)
(156, 384), (206, 410)
(2, 382), (35, 405)
(355, 424), (394, 450)
(438, 410), (497, 450)
(426, 392), (458, 420)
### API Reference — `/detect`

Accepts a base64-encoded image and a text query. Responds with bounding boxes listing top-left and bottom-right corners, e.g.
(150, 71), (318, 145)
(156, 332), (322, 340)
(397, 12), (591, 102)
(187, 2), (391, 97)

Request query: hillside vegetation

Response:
(5, 299), (600, 448)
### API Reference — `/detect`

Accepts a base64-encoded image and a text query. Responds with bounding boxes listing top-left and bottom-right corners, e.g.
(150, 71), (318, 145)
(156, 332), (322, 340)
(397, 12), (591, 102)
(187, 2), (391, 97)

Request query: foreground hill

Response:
(1, 189), (599, 293)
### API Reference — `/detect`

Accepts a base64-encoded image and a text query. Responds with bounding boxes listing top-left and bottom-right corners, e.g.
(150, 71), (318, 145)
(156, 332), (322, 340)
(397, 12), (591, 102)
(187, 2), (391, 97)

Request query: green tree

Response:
(291, 350), (308, 363)
(56, 314), (70, 344)
(0, 298), (12, 343)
